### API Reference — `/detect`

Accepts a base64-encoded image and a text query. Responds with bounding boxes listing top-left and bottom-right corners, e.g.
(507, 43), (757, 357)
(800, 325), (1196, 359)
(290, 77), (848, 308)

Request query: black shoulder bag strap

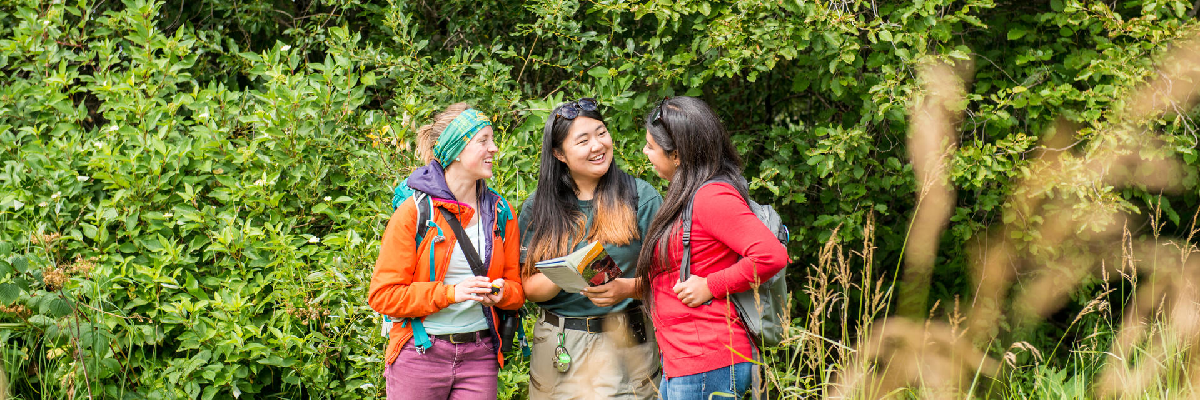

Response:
(436, 207), (488, 277)
(437, 206), (526, 353)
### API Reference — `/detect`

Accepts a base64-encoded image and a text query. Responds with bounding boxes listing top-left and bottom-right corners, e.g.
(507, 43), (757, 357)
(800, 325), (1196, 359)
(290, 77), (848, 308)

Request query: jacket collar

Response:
(406, 161), (456, 200)
(406, 161), (499, 214)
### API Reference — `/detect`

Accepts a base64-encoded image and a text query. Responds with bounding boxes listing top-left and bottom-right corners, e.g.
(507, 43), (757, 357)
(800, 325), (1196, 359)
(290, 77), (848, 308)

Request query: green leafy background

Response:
(2, 0), (1199, 398)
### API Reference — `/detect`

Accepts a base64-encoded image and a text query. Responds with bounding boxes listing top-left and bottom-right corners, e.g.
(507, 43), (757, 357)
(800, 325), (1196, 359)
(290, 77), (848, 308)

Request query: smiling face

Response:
(450, 126), (499, 181)
(554, 116), (614, 191)
(643, 129), (678, 181)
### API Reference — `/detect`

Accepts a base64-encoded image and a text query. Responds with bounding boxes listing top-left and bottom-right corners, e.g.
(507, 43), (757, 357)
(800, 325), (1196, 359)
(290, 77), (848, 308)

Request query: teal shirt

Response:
(518, 178), (663, 317)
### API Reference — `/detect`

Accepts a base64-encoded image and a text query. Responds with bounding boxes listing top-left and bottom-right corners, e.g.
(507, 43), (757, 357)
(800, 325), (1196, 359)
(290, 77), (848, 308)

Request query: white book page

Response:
(537, 263), (589, 293)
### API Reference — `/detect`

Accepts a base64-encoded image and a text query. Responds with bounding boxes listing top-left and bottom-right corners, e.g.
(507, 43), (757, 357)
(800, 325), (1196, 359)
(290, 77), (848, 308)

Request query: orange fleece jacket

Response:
(369, 196), (525, 367)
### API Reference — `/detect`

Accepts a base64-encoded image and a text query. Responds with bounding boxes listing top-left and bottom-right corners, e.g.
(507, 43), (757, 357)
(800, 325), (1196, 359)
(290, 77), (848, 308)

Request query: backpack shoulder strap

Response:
(631, 176), (641, 210)
(488, 187), (513, 241)
(392, 179), (436, 246)
(410, 192), (440, 352)
(413, 191), (432, 245)
(384, 184), (441, 350)
(679, 180), (726, 282)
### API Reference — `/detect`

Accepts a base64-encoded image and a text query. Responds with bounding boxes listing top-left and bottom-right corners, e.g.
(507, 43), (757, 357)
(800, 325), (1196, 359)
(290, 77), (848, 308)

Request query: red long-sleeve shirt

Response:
(650, 182), (789, 378)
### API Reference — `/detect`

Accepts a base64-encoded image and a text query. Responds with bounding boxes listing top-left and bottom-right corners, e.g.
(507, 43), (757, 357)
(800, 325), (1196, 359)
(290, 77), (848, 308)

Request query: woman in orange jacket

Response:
(369, 103), (525, 400)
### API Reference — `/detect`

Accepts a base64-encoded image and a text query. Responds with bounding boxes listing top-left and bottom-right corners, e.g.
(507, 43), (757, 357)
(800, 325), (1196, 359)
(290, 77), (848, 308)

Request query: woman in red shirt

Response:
(635, 96), (788, 399)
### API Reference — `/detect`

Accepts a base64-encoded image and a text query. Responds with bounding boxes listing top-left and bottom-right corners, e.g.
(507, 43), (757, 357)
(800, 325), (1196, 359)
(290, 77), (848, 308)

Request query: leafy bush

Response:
(2, 0), (1199, 398)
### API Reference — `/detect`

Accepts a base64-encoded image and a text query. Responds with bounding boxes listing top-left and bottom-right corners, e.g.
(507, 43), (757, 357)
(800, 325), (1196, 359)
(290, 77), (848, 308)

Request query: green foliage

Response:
(0, 0), (394, 397)
(2, 0), (1200, 398)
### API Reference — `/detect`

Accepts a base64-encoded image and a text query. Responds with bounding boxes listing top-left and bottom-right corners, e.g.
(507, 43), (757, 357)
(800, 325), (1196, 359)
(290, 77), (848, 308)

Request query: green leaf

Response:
(28, 315), (55, 327)
(878, 29), (893, 42)
(9, 255), (28, 273)
(587, 66), (610, 79)
(792, 75), (810, 92)
(46, 297), (74, 317)
(0, 283), (19, 304)
(1007, 27), (1028, 41)
(259, 355), (297, 367)
(82, 223), (99, 239)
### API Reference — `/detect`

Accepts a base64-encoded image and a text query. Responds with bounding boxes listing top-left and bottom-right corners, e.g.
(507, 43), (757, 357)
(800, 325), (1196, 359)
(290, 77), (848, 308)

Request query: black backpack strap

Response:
(679, 180), (726, 282)
(679, 195), (696, 282)
(630, 175), (641, 210)
(437, 207), (489, 277)
(680, 179), (740, 310)
(414, 192), (432, 244)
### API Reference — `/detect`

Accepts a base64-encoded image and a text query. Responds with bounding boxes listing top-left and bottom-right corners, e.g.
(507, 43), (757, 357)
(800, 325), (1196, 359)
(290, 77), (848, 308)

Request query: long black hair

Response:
(521, 101), (640, 277)
(635, 96), (748, 304)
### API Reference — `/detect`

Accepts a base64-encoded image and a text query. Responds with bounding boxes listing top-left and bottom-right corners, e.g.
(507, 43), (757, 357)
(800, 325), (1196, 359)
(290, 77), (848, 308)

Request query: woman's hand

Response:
(672, 275), (713, 307)
(581, 277), (637, 307)
(479, 278), (504, 307)
(453, 276), (493, 303)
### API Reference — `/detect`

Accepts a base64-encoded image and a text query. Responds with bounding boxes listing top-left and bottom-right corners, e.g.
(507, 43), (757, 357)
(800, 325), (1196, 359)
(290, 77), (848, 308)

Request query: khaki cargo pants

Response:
(529, 310), (661, 400)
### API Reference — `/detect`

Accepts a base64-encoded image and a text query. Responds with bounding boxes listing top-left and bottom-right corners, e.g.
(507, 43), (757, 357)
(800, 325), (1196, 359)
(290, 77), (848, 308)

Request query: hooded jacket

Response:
(369, 162), (525, 366)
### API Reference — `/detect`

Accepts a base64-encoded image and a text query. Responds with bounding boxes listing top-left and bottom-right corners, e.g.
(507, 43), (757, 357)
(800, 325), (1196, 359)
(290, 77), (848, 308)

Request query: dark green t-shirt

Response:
(518, 178), (663, 317)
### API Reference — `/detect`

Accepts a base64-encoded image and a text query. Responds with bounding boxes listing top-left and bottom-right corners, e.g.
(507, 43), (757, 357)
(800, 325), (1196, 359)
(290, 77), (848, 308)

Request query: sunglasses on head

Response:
(554, 97), (599, 120)
(651, 96), (673, 137)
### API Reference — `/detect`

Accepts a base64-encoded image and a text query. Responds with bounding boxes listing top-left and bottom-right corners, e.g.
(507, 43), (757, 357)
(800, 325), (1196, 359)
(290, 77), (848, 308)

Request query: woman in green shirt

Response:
(518, 98), (663, 399)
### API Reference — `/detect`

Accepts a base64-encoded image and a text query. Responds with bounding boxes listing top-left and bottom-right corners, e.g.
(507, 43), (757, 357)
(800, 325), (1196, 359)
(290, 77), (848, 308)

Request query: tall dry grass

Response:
(820, 31), (1200, 400)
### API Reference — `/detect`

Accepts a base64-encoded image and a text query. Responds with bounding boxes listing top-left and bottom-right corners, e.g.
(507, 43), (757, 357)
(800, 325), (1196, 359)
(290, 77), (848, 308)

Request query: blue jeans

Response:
(658, 362), (752, 400)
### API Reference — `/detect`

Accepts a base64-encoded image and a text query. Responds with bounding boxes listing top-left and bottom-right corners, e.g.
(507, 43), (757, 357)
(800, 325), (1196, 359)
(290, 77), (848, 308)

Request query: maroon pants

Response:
(385, 337), (499, 400)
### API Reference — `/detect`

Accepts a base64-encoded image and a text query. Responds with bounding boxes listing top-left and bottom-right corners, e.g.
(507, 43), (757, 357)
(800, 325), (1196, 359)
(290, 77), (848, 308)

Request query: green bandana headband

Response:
(434, 108), (492, 167)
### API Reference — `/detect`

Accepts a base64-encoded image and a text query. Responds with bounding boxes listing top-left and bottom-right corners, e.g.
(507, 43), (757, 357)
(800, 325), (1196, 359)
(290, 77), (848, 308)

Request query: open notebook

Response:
(534, 241), (622, 293)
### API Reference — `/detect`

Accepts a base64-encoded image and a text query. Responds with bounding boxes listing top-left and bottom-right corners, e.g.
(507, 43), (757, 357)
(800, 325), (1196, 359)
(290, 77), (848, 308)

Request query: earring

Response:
(455, 157), (461, 161)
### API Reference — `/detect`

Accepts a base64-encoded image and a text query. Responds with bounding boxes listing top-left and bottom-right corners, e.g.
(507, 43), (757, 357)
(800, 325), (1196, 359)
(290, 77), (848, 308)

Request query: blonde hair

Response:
(415, 102), (471, 163)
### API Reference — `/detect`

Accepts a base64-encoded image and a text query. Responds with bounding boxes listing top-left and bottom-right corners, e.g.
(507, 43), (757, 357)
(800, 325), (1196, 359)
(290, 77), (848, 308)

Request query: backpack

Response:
(678, 179), (790, 349)
(381, 180), (437, 346)
(382, 178), (525, 354)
